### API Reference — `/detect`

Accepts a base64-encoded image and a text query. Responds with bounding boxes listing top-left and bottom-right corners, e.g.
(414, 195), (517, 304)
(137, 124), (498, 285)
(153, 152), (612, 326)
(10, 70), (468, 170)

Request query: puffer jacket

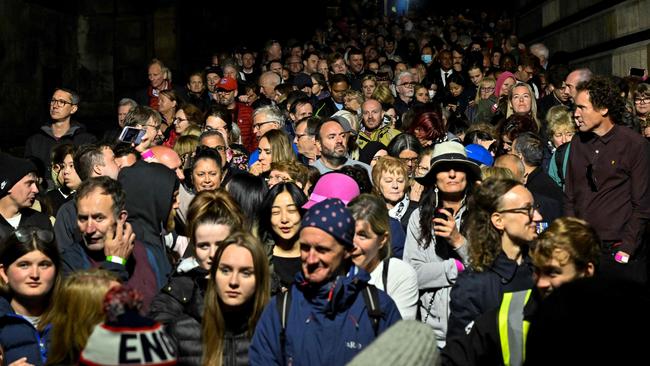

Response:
(150, 265), (252, 366)
(0, 297), (51, 366)
(149, 266), (207, 366)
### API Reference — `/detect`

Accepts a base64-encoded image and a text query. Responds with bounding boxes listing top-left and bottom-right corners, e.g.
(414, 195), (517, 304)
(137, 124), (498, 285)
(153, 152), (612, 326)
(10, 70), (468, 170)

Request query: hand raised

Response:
(103, 216), (136, 260)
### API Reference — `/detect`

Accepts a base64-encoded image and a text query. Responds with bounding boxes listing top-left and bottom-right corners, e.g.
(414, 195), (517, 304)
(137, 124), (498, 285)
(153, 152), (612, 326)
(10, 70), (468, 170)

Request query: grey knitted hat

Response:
(346, 320), (439, 366)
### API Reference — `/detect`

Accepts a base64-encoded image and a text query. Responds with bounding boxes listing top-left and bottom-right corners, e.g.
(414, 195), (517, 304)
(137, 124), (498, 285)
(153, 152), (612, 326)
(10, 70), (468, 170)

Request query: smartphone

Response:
(118, 126), (146, 145)
(630, 67), (645, 77)
(434, 207), (455, 221)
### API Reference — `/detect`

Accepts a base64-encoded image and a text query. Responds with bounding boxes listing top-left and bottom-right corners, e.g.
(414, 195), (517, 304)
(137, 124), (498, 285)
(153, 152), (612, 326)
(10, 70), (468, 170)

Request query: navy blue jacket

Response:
(447, 251), (534, 340)
(0, 297), (51, 366)
(249, 266), (401, 366)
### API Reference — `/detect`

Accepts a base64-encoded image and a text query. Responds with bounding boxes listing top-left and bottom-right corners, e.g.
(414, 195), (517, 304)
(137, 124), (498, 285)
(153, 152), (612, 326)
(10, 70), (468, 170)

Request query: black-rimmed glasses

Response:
(497, 202), (540, 220)
(50, 99), (75, 107)
(253, 121), (276, 130)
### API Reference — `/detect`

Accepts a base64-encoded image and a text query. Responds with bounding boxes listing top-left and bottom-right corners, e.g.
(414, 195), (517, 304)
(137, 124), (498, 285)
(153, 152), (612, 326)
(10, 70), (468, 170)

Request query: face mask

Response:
(428, 89), (436, 99)
(421, 54), (433, 64)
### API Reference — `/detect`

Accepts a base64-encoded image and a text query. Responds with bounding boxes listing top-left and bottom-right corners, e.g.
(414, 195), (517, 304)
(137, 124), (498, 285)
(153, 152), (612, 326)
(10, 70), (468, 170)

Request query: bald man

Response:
(356, 98), (401, 150)
(150, 145), (184, 181)
(494, 154), (525, 183)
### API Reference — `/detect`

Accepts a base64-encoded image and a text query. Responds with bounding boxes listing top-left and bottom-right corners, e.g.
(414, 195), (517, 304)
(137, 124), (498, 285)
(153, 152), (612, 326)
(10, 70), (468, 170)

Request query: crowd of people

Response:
(1, 8), (650, 366)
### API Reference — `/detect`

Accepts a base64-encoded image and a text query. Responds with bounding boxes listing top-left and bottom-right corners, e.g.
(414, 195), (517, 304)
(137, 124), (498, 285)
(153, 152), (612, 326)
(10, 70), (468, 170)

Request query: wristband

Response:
(106, 255), (127, 265)
(141, 149), (155, 160)
(454, 259), (465, 273)
(614, 252), (629, 264)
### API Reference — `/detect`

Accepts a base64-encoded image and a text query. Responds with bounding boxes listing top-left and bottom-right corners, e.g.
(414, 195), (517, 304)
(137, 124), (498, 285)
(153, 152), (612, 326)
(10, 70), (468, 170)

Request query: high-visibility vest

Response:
(498, 289), (533, 366)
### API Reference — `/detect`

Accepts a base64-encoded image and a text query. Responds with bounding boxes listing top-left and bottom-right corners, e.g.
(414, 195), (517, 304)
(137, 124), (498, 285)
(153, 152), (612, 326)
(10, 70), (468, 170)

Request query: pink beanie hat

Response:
(302, 172), (360, 209)
(495, 71), (516, 97)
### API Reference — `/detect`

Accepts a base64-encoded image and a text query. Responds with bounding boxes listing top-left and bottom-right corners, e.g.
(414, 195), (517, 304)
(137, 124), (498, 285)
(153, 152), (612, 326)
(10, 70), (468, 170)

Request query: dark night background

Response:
(2, 0), (641, 153)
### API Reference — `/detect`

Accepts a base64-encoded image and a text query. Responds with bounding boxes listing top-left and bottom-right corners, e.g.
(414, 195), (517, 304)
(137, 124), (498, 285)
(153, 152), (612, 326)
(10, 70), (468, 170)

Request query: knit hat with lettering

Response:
(79, 287), (177, 366)
(0, 153), (37, 198)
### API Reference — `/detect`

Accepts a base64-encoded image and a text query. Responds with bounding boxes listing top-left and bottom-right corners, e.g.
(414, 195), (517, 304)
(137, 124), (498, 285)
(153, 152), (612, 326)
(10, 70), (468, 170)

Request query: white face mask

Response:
(428, 90), (436, 99)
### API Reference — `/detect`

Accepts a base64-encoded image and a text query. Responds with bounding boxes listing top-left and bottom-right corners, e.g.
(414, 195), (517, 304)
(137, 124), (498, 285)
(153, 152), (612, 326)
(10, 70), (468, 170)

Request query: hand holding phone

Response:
(433, 207), (464, 247)
(118, 126), (146, 145)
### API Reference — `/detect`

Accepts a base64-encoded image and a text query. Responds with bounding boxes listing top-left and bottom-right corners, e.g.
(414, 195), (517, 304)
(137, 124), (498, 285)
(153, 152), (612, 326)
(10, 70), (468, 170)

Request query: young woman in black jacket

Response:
(148, 189), (245, 365)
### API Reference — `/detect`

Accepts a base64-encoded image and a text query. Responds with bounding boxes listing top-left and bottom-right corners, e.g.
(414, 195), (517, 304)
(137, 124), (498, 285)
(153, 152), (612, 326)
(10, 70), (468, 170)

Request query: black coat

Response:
(0, 208), (52, 243)
(447, 251), (535, 340)
(149, 267), (207, 366)
(149, 267), (252, 366)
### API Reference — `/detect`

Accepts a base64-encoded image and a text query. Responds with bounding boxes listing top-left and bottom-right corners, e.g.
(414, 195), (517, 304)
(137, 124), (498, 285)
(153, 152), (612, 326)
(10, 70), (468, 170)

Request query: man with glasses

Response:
(25, 88), (97, 187)
(123, 105), (163, 155)
(393, 71), (416, 117)
(247, 105), (292, 168)
(565, 76), (650, 285)
(216, 76), (255, 153)
(294, 117), (320, 165)
(0, 153), (52, 241)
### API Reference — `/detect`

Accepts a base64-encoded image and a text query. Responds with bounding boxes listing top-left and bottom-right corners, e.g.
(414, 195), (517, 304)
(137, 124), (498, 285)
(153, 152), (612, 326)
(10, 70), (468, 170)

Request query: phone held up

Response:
(630, 67), (645, 77)
(434, 207), (455, 222)
(118, 126), (146, 145)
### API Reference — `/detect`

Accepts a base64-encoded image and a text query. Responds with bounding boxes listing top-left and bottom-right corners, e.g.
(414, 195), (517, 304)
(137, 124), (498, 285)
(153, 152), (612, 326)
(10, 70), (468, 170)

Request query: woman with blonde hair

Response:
(371, 83), (395, 107)
(44, 269), (119, 365)
(466, 77), (497, 124)
(150, 189), (246, 365)
(250, 129), (295, 176)
(201, 232), (271, 366)
(372, 156), (418, 230)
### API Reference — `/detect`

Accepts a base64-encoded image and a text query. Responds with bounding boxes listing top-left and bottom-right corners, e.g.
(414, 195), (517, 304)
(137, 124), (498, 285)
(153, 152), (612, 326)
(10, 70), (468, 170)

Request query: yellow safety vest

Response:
(498, 289), (533, 366)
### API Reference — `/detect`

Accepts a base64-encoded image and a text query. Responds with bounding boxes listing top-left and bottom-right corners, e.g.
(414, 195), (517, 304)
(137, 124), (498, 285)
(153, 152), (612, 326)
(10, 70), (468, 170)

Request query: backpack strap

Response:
(276, 288), (292, 363)
(361, 284), (384, 337)
(382, 258), (390, 291)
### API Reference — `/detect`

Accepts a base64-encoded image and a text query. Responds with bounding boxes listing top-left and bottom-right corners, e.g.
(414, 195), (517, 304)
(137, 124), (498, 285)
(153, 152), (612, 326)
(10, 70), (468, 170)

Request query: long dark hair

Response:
(226, 172), (268, 236)
(417, 168), (474, 257)
(259, 182), (307, 241)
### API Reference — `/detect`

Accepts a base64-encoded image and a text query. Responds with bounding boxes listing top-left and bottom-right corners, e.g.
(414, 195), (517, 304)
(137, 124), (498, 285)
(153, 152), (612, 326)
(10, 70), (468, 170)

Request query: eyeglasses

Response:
(480, 87), (495, 92)
(173, 117), (188, 124)
(497, 202), (540, 220)
(50, 99), (75, 107)
(214, 145), (226, 152)
(146, 123), (160, 131)
(253, 121), (276, 130)
(399, 157), (418, 164)
(634, 98), (650, 104)
(14, 227), (54, 244)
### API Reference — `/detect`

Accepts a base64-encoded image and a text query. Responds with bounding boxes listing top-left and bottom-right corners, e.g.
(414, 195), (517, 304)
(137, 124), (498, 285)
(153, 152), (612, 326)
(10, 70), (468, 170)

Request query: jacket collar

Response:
(295, 264), (370, 316)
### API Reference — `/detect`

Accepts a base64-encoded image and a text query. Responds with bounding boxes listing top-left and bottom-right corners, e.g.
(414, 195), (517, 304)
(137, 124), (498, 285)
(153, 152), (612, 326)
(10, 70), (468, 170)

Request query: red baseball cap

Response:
(217, 76), (237, 91)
